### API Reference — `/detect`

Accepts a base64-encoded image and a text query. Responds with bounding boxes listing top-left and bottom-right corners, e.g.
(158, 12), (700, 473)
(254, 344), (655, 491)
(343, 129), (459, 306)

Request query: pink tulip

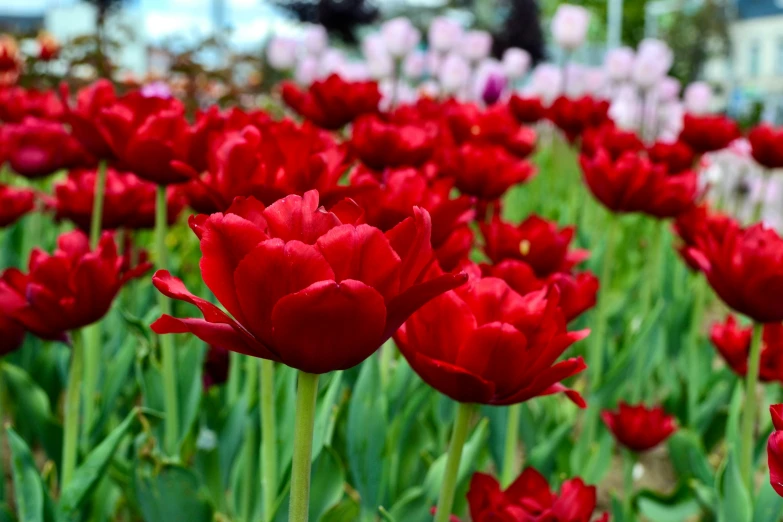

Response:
(428, 16), (463, 52)
(552, 4), (590, 51)
(684, 82), (713, 115)
(604, 46), (635, 82)
(502, 47), (531, 79)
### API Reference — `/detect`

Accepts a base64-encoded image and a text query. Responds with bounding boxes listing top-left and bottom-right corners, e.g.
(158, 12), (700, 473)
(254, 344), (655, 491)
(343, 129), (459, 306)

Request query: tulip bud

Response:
(319, 48), (346, 77)
(439, 53), (471, 93)
(428, 16), (462, 52)
(266, 36), (299, 71)
(303, 24), (327, 56)
(460, 30), (493, 62)
(426, 50), (441, 76)
(140, 81), (173, 99)
(419, 80), (441, 98)
(604, 46), (635, 82)
(583, 67), (606, 97)
(551, 4), (590, 51)
(403, 51), (426, 80)
(473, 59), (507, 105)
(295, 56), (319, 85)
(563, 63), (587, 97)
(684, 81), (713, 115)
(336, 62), (370, 82)
(657, 76), (681, 102)
(381, 17), (421, 58)
(632, 39), (673, 89)
(528, 64), (563, 104)
(37, 31), (59, 61)
(502, 47), (531, 79)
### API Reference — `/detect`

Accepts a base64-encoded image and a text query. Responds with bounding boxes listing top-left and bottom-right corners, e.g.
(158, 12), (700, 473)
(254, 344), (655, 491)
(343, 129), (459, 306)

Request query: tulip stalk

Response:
(740, 322), (764, 491)
(289, 371), (320, 522)
(622, 449), (636, 517)
(434, 403), (475, 522)
(82, 160), (108, 448)
(241, 357), (259, 522)
(501, 404), (521, 487)
(686, 275), (707, 427)
(62, 329), (86, 489)
(155, 185), (180, 456)
(260, 360), (278, 522)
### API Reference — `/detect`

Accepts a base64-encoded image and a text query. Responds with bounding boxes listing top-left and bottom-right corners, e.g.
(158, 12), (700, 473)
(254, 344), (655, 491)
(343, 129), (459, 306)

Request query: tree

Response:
(272, 0), (378, 43)
(85, 0), (127, 77)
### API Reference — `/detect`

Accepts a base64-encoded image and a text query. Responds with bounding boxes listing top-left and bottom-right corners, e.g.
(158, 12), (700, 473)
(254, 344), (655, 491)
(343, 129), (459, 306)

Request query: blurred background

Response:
(0, 0), (780, 123)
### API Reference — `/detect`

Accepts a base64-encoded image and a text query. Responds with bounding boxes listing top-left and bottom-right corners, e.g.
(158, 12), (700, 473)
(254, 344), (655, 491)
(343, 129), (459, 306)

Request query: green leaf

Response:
(388, 487), (430, 522)
(176, 340), (205, 449)
(637, 486), (702, 522)
(57, 409), (138, 519)
(667, 430), (714, 485)
(716, 451), (752, 522)
(90, 338), (137, 442)
(580, 431), (614, 485)
(134, 465), (214, 522)
(528, 422), (572, 472)
(312, 372), (343, 463)
(6, 427), (54, 522)
(753, 480), (783, 522)
(319, 498), (361, 522)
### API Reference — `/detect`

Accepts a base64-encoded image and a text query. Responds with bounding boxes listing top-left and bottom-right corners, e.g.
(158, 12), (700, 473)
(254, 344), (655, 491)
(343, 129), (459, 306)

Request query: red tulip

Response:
(395, 264), (588, 405)
(749, 124), (783, 170)
(480, 215), (588, 278)
(440, 143), (535, 201)
(548, 95), (610, 143)
(351, 114), (439, 170)
(0, 184), (35, 227)
(60, 79), (117, 159)
(281, 74), (381, 130)
(1, 117), (90, 178)
(0, 231), (150, 341)
(710, 315), (783, 382)
(673, 205), (733, 271)
(0, 313), (25, 356)
(441, 101), (537, 159)
(768, 404), (783, 497)
(687, 222), (783, 323)
(0, 86), (63, 123)
(648, 140), (695, 174)
(0, 36), (21, 86)
(508, 94), (547, 124)
(466, 469), (608, 522)
(581, 123), (644, 161)
(53, 167), (185, 231)
(601, 402), (677, 452)
(97, 91), (192, 185)
(203, 345), (231, 390)
(151, 190), (467, 374)
(679, 114), (740, 155)
(37, 32), (59, 61)
(580, 149), (697, 218)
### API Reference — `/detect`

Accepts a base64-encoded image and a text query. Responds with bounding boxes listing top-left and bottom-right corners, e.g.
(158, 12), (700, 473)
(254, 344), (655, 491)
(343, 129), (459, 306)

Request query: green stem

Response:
(62, 330), (86, 489)
(155, 186), (179, 456)
(433, 403), (474, 522)
(261, 360), (277, 522)
(0, 362), (7, 500)
(89, 161), (107, 249)
(288, 372), (320, 522)
(740, 323), (764, 492)
(753, 171), (771, 223)
(632, 221), (663, 403)
(623, 449), (636, 518)
(379, 340), (393, 389)
(687, 276), (708, 427)
(227, 352), (243, 404)
(501, 404), (521, 487)
(242, 357), (259, 522)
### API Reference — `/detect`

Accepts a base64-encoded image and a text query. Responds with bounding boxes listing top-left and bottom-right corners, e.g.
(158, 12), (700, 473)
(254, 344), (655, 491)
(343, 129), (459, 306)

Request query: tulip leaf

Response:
(423, 418), (489, 502)
(312, 372), (343, 463)
(6, 426), (55, 522)
(90, 338), (137, 443)
(388, 487), (430, 522)
(753, 480), (783, 522)
(667, 430), (714, 485)
(716, 451), (752, 522)
(57, 409), (138, 519)
(319, 497), (361, 522)
(134, 464), (214, 522)
(636, 485), (702, 522)
(177, 339), (205, 449)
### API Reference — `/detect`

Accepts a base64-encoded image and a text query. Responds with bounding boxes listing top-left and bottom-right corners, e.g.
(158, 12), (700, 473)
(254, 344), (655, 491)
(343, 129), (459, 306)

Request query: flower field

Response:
(0, 5), (783, 522)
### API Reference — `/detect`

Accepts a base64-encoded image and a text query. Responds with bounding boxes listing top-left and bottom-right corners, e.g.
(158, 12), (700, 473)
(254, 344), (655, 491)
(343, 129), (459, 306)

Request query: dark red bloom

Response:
(749, 125), (783, 170)
(0, 37), (21, 87)
(508, 95), (547, 124)
(0, 185), (35, 227)
(53, 168), (185, 231)
(396, 264), (588, 405)
(687, 222), (783, 323)
(97, 92), (192, 185)
(60, 79), (117, 159)
(1, 118), (90, 178)
(441, 102), (537, 159)
(710, 315), (783, 382)
(351, 114), (439, 170)
(37, 32), (59, 61)
(351, 167), (475, 271)
(0, 87), (63, 123)
(602, 402), (677, 452)
(548, 95), (610, 143)
(440, 143), (535, 201)
(673, 205), (733, 271)
(0, 231), (150, 340)
(151, 190), (466, 374)
(480, 215), (588, 278)
(203, 345), (231, 390)
(466, 469), (608, 522)
(679, 114), (740, 155)
(648, 140), (695, 174)
(580, 149), (697, 218)
(281, 74), (381, 130)
(0, 313), (25, 356)
(768, 405), (783, 497)
(581, 123), (644, 161)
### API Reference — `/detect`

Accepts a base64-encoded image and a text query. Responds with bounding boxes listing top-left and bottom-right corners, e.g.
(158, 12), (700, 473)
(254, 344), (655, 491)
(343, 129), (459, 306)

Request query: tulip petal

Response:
(263, 191), (341, 245)
(386, 207), (435, 289)
(769, 431), (783, 497)
(406, 350), (495, 403)
(151, 315), (270, 359)
(455, 322), (528, 395)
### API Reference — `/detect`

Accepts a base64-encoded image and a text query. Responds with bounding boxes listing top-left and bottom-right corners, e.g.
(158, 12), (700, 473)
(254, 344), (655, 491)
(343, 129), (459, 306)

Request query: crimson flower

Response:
(749, 124), (783, 170)
(0, 185), (35, 227)
(0, 313), (25, 356)
(687, 222), (783, 323)
(0, 87), (63, 123)
(465, 469), (608, 522)
(673, 204), (733, 271)
(60, 79), (117, 159)
(281, 74), (381, 130)
(395, 264), (588, 405)
(53, 168), (185, 231)
(679, 114), (740, 155)
(440, 102), (536, 159)
(37, 32), (59, 61)
(648, 140), (695, 174)
(581, 123), (644, 161)
(580, 149), (697, 218)
(97, 92), (192, 185)
(203, 345), (231, 390)
(152, 190), (466, 374)
(0, 231), (150, 341)
(0, 36), (21, 87)
(768, 405), (783, 497)
(480, 215), (588, 278)
(602, 402), (677, 452)
(710, 315), (783, 382)
(440, 143), (535, 201)
(508, 95), (547, 124)
(351, 114), (439, 170)
(548, 95), (610, 143)
(1, 117), (90, 178)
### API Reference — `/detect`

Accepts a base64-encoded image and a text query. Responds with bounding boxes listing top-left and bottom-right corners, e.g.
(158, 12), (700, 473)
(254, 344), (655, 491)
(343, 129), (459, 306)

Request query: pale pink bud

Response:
(403, 52), (427, 79)
(428, 17), (462, 52)
(684, 81), (713, 115)
(303, 25), (327, 56)
(528, 64), (563, 104)
(381, 17), (421, 58)
(459, 30), (492, 62)
(266, 36), (299, 71)
(604, 46), (635, 81)
(319, 48), (346, 77)
(632, 39), (673, 89)
(502, 47), (531, 79)
(439, 52), (471, 93)
(657, 77), (681, 102)
(552, 4), (590, 51)
(295, 56), (318, 85)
